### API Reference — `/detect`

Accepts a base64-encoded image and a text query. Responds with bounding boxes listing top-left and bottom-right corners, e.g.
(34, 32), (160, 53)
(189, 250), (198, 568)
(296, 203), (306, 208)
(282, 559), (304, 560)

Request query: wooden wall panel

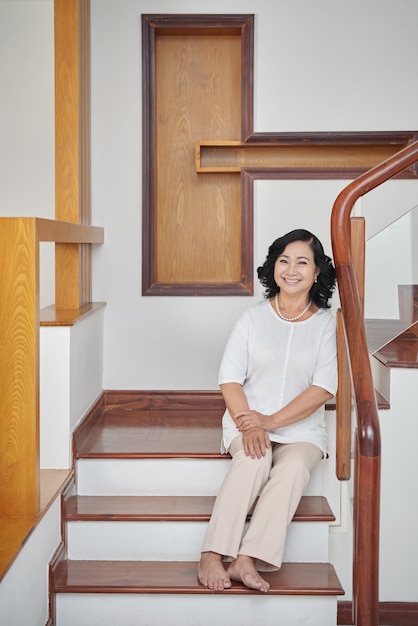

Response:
(142, 15), (254, 296)
(155, 34), (242, 285)
(142, 15), (417, 296)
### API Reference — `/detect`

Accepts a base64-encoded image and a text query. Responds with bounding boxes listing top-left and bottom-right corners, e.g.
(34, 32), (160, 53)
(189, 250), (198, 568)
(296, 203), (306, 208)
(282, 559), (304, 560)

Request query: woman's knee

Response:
(271, 443), (321, 483)
(230, 445), (272, 483)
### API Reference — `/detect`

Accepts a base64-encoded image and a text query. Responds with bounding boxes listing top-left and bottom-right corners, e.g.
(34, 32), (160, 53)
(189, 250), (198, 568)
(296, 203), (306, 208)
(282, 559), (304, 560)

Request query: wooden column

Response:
(0, 219), (40, 516)
(54, 0), (91, 309)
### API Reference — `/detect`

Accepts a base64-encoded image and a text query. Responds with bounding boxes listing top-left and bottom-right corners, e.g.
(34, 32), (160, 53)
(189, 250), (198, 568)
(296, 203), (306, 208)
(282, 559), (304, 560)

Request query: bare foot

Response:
(227, 555), (270, 592)
(198, 552), (232, 591)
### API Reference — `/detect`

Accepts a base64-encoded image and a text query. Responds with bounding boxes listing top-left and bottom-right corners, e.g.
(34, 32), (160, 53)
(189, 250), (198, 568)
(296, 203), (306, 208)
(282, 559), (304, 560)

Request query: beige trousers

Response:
(201, 435), (322, 570)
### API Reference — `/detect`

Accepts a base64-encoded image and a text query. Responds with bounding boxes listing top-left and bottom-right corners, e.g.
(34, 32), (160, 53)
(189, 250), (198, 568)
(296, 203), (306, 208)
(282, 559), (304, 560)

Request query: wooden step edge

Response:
(373, 346), (418, 369)
(65, 495), (335, 523)
(75, 451), (227, 460)
(51, 560), (344, 596)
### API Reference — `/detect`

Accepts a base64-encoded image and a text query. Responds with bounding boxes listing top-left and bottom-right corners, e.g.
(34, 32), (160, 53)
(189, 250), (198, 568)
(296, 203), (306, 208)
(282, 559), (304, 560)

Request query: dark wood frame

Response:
(142, 13), (418, 297)
(142, 14), (255, 296)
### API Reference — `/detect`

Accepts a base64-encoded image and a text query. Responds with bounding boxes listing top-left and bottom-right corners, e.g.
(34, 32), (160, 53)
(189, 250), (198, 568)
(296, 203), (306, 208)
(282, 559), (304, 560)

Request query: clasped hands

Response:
(234, 410), (274, 459)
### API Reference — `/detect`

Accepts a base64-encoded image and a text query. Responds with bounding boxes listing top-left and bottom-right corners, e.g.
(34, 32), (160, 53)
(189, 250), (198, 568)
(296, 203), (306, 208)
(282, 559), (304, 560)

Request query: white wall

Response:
(0, 498), (61, 626)
(379, 367), (418, 600)
(1, 0), (418, 389)
(2, 0), (418, 611)
(89, 0), (418, 390)
(0, 0), (55, 308)
(40, 307), (105, 468)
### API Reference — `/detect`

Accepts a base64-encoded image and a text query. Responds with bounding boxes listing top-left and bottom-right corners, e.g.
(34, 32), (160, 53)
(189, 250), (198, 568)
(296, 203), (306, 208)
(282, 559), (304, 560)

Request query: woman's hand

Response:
(241, 428), (271, 458)
(235, 410), (274, 432)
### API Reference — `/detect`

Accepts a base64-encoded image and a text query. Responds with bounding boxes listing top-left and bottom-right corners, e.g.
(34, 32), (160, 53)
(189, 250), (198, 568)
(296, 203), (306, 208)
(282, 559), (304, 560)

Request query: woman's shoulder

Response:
(235, 299), (271, 327)
(246, 298), (272, 319)
(315, 307), (335, 318)
(312, 307), (337, 330)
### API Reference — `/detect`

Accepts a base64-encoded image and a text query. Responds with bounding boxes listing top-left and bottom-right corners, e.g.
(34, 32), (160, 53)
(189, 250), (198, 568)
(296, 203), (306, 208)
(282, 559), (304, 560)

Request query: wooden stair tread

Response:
(75, 403), (386, 459)
(373, 335), (418, 368)
(65, 494), (335, 523)
(365, 318), (418, 367)
(76, 409), (226, 458)
(52, 559), (344, 596)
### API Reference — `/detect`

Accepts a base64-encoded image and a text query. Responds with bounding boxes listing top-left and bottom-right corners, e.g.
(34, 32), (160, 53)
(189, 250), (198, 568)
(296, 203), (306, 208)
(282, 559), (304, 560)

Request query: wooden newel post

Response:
(0, 219), (40, 517)
(54, 0), (91, 309)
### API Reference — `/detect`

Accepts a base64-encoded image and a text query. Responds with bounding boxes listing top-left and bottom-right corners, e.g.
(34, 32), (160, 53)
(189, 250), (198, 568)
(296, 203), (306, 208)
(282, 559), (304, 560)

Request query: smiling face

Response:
(273, 240), (319, 299)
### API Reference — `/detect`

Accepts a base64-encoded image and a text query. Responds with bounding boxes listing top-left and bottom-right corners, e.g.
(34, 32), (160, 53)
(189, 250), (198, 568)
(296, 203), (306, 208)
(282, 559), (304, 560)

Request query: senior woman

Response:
(198, 228), (337, 593)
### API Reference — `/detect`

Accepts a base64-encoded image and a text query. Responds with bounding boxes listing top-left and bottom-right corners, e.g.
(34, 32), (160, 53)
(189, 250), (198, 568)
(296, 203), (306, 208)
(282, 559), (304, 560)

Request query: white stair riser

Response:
(56, 593), (338, 626)
(76, 458), (323, 496)
(67, 520), (330, 562)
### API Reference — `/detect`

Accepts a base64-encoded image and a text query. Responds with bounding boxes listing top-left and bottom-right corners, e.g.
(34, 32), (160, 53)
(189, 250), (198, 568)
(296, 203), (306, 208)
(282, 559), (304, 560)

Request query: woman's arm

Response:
(220, 382), (270, 458)
(235, 385), (333, 432)
(220, 382), (250, 419)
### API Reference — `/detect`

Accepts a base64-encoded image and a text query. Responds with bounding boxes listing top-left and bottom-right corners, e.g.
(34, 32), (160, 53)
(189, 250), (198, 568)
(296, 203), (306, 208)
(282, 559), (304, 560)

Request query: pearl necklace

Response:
(275, 294), (312, 322)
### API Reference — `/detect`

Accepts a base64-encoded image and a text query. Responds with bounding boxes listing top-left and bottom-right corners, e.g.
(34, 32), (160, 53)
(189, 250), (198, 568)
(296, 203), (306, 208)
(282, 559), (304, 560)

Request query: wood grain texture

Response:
(54, 0), (92, 308)
(0, 218), (39, 517)
(103, 389), (226, 411)
(335, 219), (364, 480)
(0, 217), (101, 517)
(40, 301), (105, 327)
(338, 600), (418, 626)
(197, 143), (402, 172)
(155, 34), (242, 285)
(36, 219), (103, 243)
(75, 408), (226, 458)
(65, 494), (335, 523)
(350, 218), (365, 312)
(336, 310), (352, 481)
(54, 0), (81, 224)
(75, 393), (375, 467)
(331, 141), (418, 626)
(142, 15), (254, 295)
(51, 559), (344, 596)
(369, 331), (418, 367)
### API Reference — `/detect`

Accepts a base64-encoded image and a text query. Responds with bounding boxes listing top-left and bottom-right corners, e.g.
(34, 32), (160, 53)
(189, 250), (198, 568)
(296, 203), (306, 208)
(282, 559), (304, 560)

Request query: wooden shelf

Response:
(40, 302), (106, 327)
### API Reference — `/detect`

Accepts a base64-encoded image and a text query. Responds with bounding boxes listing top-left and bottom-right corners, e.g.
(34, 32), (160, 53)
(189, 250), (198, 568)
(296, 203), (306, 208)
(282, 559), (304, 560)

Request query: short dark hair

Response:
(257, 229), (336, 308)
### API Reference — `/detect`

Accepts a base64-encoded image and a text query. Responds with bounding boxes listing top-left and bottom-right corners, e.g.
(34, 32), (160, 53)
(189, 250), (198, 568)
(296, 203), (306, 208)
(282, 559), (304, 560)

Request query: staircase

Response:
(49, 392), (344, 626)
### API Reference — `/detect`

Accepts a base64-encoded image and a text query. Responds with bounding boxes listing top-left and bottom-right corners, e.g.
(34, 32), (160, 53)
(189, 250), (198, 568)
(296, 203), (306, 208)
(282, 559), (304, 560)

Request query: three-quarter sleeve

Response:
(311, 315), (337, 396)
(218, 313), (250, 386)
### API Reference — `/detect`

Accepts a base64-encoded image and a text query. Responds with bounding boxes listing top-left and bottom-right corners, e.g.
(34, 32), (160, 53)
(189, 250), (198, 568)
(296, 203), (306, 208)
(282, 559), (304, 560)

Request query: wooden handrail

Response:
(331, 139), (418, 626)
(335, 217), (366, 481)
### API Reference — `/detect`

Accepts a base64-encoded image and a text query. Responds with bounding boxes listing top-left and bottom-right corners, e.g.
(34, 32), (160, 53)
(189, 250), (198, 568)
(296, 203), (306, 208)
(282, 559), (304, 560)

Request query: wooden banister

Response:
(0, 218), (103, 517)
(331, 139), (418, 626)
(335, 217), (365, 480)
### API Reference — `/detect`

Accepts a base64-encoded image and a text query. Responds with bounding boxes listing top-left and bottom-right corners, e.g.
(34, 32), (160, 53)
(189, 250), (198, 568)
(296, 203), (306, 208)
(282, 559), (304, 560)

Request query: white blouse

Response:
(218, 300), (337, 455)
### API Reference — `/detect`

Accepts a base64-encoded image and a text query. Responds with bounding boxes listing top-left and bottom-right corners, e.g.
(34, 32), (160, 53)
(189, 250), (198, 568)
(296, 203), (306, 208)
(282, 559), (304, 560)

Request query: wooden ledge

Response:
(40, 302), (106, 327)
(0, 470), (72, 582)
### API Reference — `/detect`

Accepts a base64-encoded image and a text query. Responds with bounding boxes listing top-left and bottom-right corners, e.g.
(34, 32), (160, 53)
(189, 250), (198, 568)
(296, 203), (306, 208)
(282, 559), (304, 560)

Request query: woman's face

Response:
(273, 240), (319, 298)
